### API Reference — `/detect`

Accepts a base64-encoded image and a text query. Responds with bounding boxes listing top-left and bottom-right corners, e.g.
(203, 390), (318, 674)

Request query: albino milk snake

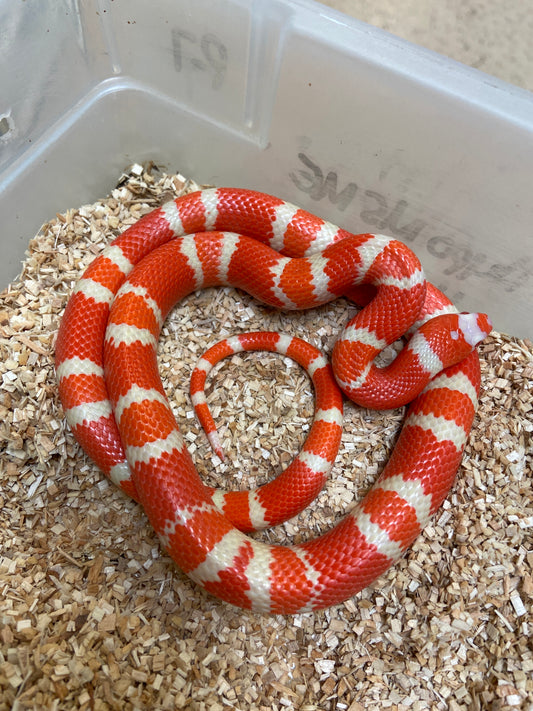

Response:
(56, 188), (491, 613)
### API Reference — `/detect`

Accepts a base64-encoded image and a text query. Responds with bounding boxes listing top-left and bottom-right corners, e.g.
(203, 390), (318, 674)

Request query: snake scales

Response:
(56, 188), (491, 613)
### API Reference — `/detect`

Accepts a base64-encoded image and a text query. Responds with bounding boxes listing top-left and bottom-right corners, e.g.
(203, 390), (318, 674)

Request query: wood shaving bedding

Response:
(1, 164), (531, 711)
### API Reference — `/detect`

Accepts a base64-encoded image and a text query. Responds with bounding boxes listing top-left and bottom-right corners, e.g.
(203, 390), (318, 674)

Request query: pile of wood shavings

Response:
(1, 164), (532, 711)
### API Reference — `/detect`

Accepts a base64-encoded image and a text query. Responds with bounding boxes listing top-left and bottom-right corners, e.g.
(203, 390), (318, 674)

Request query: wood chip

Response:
(1, 163), (532, 710)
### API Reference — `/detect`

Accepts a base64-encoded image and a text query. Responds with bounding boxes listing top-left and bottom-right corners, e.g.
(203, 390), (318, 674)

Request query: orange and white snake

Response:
(55, 188), (491, 613)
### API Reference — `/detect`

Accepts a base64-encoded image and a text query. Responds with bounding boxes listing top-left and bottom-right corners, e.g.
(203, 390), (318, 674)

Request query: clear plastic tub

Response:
(1, 0), (532, 337)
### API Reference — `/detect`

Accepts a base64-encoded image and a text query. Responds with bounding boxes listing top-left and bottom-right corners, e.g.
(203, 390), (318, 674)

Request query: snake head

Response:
(456, 312), (492, 348)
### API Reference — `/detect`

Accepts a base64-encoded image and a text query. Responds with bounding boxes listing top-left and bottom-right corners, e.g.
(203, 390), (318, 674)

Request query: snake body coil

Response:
(56, 188), (491, 613)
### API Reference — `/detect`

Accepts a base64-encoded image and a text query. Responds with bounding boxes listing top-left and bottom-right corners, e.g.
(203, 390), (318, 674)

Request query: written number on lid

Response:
(171, 28), (228, 90)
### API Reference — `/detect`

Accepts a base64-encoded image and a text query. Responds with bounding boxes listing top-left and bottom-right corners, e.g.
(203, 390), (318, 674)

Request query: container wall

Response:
(1, 0), (532, 336)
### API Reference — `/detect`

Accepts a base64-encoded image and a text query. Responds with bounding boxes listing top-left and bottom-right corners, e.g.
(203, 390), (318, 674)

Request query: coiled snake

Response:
(56, 188), (491, 613)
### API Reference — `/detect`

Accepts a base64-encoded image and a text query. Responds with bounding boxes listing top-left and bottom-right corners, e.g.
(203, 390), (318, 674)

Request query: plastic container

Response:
(1, 0), (532, 337)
